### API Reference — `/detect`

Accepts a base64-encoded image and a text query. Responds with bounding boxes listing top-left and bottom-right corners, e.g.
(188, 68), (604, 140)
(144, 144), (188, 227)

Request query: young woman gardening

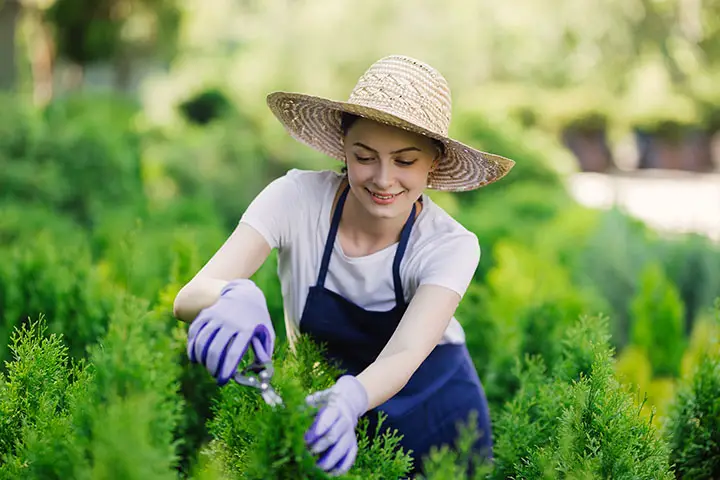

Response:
(174, 54), (515, 477)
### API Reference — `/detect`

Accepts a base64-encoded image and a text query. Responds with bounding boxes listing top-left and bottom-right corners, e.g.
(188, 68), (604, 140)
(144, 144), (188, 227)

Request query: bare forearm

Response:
(172, 223), (273, 323)
(354, 285), (461, 411)
(356, 349), (424, 411)
(173, 277), (230, 323)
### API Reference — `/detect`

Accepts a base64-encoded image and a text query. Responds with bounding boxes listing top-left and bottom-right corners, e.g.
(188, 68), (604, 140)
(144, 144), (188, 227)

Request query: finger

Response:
(186, 315), (210, 363)
(205, 327), (236, 377)
(310, 429), (337, 456)
(187, 310), (210, 341)
(317, 431), (355, 473)
(309, 417), (346, 455)
(250, 335), (270, 364)
(307, 407), (340, 445)
(193, 320), (221, 366)
(249, 325), (274, 362)
(217, 330), (253, 385)
(331, 441), (358, 477)
(304, 407), (339, 446)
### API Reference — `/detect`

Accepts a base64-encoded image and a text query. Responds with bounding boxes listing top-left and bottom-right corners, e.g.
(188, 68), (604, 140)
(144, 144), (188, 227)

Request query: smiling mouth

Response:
(366, 189), (404, 200)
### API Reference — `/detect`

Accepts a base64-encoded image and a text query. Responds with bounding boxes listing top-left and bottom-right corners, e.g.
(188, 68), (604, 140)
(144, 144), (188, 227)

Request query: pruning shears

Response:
(232, 337), (335, 411)
(233, 336), (284, 407)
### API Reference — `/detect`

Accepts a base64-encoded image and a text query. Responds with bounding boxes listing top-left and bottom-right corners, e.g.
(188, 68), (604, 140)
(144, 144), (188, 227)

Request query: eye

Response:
(395, 159), (416, 167)
(355, 155), (374, 163)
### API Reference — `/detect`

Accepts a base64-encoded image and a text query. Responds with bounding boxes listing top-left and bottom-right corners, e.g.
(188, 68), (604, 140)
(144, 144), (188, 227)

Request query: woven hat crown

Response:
(347, 55), (452, 137)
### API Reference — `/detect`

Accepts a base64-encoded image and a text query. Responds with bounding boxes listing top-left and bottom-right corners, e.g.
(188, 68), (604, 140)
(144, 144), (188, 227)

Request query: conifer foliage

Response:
(202, 336), (413, 479)
(491, 315), (675, 480)
(665, 305), (720, 480)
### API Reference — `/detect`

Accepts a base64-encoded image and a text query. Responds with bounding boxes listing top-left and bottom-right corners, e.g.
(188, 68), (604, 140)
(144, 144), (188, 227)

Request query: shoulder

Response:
(405, 196), (480, 297)
(412, 195), (480, 260)
(254, 168), (343, 209)
(241, 168), (342, 249)
(282, 168), (343, 194)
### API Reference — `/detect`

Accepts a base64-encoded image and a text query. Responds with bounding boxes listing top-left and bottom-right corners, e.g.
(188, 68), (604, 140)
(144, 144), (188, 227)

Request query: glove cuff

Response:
(336, 375), (369, 418)
(220, 278), (257, 296)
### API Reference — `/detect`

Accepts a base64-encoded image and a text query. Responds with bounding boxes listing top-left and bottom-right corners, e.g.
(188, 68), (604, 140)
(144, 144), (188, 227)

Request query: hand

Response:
(304, 375), (369, 476)
(187, 278), (275, 385)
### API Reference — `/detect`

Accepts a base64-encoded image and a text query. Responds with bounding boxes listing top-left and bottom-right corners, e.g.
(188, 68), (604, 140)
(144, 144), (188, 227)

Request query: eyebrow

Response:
(353, 142), (422, 155)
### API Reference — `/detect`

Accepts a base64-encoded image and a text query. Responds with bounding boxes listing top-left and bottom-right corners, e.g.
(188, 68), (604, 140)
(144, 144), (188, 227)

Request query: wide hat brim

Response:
(266, 91), (515, 192)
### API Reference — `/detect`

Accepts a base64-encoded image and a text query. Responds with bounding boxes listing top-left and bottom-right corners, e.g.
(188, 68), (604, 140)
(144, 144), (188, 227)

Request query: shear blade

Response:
(261, 389), (284, 407)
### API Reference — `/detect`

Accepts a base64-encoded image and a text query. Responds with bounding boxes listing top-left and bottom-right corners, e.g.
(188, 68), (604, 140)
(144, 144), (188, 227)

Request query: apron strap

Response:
(316, 183), (419, 308)
(393, 202), (417, 306)
(317, 184), (350, 288)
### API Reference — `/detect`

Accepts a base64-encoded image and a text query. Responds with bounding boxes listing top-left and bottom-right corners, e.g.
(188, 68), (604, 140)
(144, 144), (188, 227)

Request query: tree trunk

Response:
(31, 18), (56, 105)
(0, 0), (22, 90)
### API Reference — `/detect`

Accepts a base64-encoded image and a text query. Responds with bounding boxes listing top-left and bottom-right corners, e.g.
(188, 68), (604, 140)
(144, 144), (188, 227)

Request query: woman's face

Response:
(342, 118), (440, 220)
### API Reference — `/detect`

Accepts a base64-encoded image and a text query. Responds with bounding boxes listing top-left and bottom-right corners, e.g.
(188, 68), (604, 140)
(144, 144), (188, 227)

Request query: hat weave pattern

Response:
(267, 55), (515, 191)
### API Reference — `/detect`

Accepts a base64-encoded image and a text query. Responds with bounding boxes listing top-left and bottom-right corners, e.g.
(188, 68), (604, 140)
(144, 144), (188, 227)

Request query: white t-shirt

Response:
(240, 169), (480, 346)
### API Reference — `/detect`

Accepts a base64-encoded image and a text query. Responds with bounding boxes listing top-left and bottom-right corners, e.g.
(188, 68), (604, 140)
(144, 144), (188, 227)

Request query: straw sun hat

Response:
(266, 54), (515, 192)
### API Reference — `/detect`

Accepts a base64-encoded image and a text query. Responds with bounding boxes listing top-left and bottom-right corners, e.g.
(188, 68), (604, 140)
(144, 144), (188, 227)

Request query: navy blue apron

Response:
(299, 184), (493, 476)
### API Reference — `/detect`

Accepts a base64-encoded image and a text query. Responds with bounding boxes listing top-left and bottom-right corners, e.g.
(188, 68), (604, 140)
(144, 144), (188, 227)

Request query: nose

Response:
(373, 161), (394, 190)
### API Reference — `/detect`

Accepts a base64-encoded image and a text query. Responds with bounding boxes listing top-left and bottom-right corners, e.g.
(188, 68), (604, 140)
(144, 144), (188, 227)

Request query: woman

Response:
(174, 54), (515, 477)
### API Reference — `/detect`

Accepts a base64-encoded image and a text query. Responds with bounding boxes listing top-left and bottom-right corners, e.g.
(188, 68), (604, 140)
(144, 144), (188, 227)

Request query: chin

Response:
(366, 205), (401, 219)
(361, 196), (412, 220)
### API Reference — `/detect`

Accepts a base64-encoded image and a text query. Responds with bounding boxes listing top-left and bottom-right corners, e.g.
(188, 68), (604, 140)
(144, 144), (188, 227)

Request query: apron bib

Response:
(299, 185), (493, 476)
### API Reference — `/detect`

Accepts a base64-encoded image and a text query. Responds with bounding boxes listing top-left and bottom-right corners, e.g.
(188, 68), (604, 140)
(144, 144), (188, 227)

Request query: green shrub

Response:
(457, 182), (570, 281)
(450, 110), (565, 201)
(0, 94), (146, 228)
(178, 88), (233, 126)
(82, 294), (184, 471)
(0, 231), (116, 365)
(630, 263), (686, 378)
(42, 92), (141, 130)
(566, 208), (658, 347)
(654, 234), (720, 334)
(87, 392), (180, 480)
(0, 318), (89, 478)
(665, 305), (720, 479)
(462, 240), (609, 406)
(0, 94), (35, 153)
(491, 315), (674, 480)
(90, 208), (228, 305)
(0, 202), (82, 246)
(0, 291), (186, 479)
(153, 115), (285, 231)
(205, 335), (412, 479)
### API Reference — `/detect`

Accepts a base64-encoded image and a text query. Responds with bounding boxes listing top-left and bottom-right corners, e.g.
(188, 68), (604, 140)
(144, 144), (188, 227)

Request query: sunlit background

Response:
(1, 1), (719, 478)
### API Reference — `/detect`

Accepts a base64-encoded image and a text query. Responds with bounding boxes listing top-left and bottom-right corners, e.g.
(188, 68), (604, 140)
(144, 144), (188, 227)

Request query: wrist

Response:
(337, 375), (369, 417)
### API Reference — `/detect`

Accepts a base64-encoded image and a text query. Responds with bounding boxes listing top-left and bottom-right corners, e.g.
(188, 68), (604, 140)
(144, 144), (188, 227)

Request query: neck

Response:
(338, 187), (413, 256)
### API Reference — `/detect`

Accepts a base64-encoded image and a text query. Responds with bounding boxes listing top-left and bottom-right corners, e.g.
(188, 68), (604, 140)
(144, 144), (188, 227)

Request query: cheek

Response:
(400, 167), (432, 190)
(346, 161), (373, 181)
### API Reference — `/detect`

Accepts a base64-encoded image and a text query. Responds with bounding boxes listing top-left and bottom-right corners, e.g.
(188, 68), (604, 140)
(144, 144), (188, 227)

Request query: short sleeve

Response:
(416, 233), (480, 299)
(239, 171), (302, 250)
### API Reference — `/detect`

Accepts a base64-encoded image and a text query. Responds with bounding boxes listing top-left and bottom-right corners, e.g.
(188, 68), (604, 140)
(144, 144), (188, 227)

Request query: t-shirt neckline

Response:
(323, 174), (428, 263)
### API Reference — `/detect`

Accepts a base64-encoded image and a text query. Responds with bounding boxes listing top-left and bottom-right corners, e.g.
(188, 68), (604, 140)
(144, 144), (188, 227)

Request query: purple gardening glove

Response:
(187, 278), (275, 385)
(304, 375), (369, 476)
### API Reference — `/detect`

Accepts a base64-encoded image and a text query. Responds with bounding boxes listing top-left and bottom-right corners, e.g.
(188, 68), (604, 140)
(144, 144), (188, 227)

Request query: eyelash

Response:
(355, 156), (415, 166)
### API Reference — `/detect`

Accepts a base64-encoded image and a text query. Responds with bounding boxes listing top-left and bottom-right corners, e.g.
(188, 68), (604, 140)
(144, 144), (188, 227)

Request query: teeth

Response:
(369, 190), (399, 199)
